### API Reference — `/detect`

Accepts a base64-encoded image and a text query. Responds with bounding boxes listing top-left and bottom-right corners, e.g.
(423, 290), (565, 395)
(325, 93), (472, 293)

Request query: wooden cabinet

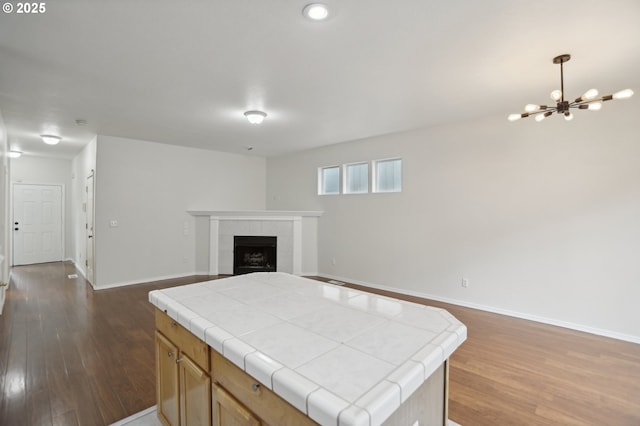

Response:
(179, 352), (211, 426)
(155, 311), (316, 426)
(156, 332), (180, 426)
(155, 310), (211, 426)
(211, 350), (317, 426)
(212, 383), (261, 426)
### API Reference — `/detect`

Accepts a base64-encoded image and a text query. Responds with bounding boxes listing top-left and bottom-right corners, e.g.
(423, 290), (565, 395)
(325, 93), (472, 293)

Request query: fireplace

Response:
(233, 236), (277, 275)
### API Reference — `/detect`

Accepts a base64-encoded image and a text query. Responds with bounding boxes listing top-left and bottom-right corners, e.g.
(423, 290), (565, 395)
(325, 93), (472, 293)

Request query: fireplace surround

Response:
(189, 210), (322, 276)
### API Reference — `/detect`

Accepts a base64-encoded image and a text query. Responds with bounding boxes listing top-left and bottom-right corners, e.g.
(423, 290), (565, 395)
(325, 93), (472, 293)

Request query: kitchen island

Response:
(149, 273), (466, 426)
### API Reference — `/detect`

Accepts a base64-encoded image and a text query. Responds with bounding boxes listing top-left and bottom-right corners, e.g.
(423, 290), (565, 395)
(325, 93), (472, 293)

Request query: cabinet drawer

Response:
(156, 309), (210, 372)
(211, 350), (317, 426)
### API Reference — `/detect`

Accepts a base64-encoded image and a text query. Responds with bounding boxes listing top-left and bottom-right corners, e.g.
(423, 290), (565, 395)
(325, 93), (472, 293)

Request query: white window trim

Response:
(318, 165), (341, 195)
(372, 157), (402, 193)
(343, 161), (369, 194)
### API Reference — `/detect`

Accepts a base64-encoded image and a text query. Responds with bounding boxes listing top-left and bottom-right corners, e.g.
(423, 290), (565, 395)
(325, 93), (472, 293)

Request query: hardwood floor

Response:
(1, 263), (639, 425)
(0, 262), (219, 426)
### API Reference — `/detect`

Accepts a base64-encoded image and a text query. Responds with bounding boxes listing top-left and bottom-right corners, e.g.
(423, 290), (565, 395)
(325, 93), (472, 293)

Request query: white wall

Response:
(94, 135), (266, 288)
(10, 156), (74, 260)
(0, 109), (8, 313)
(266, 103), (640, 342)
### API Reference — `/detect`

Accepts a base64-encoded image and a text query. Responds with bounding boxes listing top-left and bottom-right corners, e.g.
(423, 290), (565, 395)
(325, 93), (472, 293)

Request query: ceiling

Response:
(1, 0), (639, 159)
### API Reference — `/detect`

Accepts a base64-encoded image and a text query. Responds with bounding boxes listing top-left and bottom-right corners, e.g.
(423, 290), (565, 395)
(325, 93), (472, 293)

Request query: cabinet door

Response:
(212, 383), (261, 426)
(179, 354), (211, 426)
(156, 332), (180, 426)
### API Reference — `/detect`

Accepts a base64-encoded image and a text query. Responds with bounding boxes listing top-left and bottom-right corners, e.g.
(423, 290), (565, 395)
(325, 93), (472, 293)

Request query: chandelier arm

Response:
(528, 108), (558, 116)
(570, 97), (606, 107)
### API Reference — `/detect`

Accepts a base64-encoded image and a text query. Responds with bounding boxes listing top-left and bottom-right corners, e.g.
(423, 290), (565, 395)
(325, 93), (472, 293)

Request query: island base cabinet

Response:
(382, 362), (447, 426)
(155, 309), (211, 426)
(212, 383), (261, 426)
(211, 351), (317, 426)
(179, 354), (211, 426)
(156, 332), (180, 426)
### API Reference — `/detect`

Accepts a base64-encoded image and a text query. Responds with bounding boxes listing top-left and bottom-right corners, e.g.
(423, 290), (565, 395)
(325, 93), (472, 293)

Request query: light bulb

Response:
(524, 104), (539, 112)
(588, 102), (602, 111)
(534, 111), (553, 122)
(303, 3), (329, 20)
(564, 112), (573, 121)
(550, 90), (562, 101)
(582, 88), (599, 100)
(612, 89), (634, 99)
(508, 114), (522, 122)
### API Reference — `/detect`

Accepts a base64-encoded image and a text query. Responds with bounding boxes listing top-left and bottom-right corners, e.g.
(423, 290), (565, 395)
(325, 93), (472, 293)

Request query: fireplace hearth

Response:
(233, 236), (277, 275)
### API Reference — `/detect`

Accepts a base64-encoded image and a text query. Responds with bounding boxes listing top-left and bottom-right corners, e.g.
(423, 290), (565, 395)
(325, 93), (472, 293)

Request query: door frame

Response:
(11, 182), (66, 266)
(86, 170), (95, 285)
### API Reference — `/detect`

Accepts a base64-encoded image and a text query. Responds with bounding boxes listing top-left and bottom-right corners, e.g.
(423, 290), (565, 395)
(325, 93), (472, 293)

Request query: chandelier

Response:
(508, 54), (633, 122)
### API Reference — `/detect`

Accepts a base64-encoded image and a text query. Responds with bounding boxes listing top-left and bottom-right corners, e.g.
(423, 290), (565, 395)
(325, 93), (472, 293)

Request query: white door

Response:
(13, 184), (63, 265)
(86, 172), (95, 284)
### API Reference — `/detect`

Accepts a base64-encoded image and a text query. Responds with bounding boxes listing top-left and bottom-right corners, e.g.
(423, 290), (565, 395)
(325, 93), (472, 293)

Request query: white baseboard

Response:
(109, 405), (157, 426)
(92, 272), (202, 290)
(319, 273), (640, 345)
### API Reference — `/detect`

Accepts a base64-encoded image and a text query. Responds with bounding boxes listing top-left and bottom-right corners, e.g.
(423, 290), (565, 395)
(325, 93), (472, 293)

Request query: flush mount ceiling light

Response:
(244, 110), (267, 124)
(8, 150), (22, 158)
(41, 134), (62, 145)
(508, 54), (634, 122)
(303, 3), (329, 21)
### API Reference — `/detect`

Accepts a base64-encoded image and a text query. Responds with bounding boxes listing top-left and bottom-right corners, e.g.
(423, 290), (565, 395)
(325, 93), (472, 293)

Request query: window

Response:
(344, 162), (369, 194)
(318, 166), (340, 195)
(373, 158), (402, 193)
(319, 158), (401, 196)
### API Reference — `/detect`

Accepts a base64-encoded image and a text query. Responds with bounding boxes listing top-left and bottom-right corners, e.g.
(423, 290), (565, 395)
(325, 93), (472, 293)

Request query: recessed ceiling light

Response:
(8, 150), (22, 158)
(303, 3), (329, 21)
(244, 110), (267, 125)
(41, 134), (62, 145)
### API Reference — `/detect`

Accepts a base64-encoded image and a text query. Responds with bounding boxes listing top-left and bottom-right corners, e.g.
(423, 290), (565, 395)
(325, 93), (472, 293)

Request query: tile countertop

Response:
(148, 273), (466, 426)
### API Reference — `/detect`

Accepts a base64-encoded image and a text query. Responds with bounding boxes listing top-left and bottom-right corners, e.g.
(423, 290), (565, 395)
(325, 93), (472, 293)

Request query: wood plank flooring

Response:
(1, 263), (639, 425)
(0, 262), (219, 426)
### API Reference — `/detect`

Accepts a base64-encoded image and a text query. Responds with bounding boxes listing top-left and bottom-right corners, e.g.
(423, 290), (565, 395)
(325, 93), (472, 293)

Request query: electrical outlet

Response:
(462, 278), (469, 288)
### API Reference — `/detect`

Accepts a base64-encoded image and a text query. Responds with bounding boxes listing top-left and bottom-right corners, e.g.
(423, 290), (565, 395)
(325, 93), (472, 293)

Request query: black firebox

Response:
(233, 236), (277, 275)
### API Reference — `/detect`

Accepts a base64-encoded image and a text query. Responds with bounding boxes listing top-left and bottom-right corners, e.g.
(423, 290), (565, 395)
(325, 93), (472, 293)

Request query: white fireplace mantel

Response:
(188, 210), (322, 276)
(188, 210), (323, 218)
